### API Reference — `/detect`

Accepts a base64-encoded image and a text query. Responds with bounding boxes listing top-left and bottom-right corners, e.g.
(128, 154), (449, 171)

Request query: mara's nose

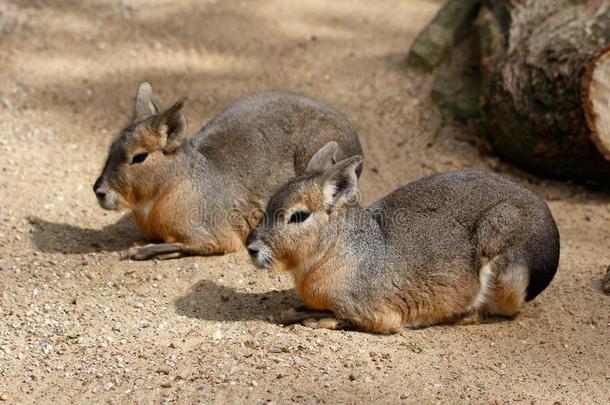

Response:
(93, 178), (106, 199)
(245, 231), (258, 257)
(246, 244), (259, 258)
(95, 189), (107, 200)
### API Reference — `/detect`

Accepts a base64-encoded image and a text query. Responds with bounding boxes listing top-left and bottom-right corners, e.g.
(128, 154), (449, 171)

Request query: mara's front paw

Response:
(126, 243), (183, 260)
(271, 308), (353, 331)
(302, 317), (352, 330)
(272, 307), (332, 325)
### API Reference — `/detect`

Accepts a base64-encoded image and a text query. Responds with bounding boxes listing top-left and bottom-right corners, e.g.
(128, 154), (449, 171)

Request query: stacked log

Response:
(408, 0), (610, 188)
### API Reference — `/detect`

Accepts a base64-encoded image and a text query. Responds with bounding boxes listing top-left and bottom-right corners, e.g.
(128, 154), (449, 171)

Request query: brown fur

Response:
(93, 85), (363, 260)
(495, 286), (521, 315)
(247, 159), (560, 333)
(295, 250), (344, 312)
(132, 183), (183, 241)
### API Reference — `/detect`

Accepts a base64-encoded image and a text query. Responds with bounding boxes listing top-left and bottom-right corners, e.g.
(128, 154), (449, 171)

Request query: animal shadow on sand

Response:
(28, 215), (144, 254)
(174, 279), (520, 329)
(175, 279), (302, 322)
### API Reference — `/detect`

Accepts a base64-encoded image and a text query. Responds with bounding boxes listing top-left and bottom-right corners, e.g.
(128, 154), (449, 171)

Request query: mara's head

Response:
(246, 142), (363, 272)
(93, 82), (188, 210)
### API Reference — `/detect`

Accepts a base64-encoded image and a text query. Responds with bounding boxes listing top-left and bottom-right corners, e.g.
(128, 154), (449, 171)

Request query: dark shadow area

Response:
(174, 278), (518, 330)
(29, 214), (144, 254)
(175, 278), (301, 322)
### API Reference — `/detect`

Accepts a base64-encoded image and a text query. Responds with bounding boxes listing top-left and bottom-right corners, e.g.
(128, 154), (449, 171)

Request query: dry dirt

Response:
(1, 0), (609, 403)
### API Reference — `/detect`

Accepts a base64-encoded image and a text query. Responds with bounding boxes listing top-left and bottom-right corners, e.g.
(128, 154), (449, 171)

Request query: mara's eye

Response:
(131, 152), (148, 165)
(288, 211), (310, 224)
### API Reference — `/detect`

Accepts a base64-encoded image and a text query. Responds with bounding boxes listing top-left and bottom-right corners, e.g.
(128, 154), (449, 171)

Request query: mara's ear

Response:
(152, 98), (187, 153)
(318, 155), (363, 207)
(134, 82), (159, 119)
(305, 141), (339, 174)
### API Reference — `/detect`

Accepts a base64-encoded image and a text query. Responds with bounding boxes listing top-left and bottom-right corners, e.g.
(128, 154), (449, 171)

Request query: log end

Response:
(584, 49), (610, 161)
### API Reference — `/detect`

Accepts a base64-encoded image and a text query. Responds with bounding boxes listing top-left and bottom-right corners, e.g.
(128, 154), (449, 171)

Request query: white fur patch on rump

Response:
(468, 262), (494, 312)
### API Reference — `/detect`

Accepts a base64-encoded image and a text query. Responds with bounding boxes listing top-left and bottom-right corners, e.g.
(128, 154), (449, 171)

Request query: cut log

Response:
(408, 0), (610, 187)
(478, 0), (610, 186)
(584, 48), (610, 161)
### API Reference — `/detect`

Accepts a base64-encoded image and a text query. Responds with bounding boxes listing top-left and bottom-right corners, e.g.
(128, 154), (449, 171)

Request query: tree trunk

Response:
(408, 0), (610, 188)
(478, 0), (610, 186)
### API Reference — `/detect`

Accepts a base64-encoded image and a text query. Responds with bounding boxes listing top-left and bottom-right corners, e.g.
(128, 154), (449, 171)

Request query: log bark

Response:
(478, 0), (610, 186)
(408, 0), (610, 188)
(406, 0), (480, 71)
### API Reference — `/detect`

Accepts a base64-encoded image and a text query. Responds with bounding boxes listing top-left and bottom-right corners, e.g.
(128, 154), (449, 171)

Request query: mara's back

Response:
(372, 170), (548, 237)
(191, 91), (362, 190)
(363, 171), (559, 286)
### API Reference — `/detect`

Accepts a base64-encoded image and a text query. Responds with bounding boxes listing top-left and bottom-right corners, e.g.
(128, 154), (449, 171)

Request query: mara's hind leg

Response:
(488, 258), (528, 318)
(459, 254), (528, 324)
(456, 306), (487, 325)
(461, 200), (540, 325)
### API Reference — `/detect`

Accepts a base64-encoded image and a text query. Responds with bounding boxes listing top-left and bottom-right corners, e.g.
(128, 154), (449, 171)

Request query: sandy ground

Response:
(0, 0), (609, 403)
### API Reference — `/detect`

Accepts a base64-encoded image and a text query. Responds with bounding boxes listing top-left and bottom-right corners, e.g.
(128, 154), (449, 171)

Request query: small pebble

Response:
(157, 367), (170, 375)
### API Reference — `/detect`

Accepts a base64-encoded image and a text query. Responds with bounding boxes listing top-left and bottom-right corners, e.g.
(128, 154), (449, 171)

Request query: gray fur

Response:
(180, 92), (362, 237)
(94, 85), (362, 258)
(248, 165), (560, 331)
(333, 171), (559, 319)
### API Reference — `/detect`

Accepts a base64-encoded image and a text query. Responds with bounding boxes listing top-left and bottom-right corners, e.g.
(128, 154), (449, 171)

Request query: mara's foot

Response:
(272, 307), (353, 330)
(302, 317), (353, 330)
(126, 243), (184, 260)
(455, 307), (487, 325)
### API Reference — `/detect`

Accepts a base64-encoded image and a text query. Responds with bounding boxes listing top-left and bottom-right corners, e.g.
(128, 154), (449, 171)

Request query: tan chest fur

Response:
(130, 184), (244, 254)
(131, 191), (180, 243)
(293, 255), (345, 312)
